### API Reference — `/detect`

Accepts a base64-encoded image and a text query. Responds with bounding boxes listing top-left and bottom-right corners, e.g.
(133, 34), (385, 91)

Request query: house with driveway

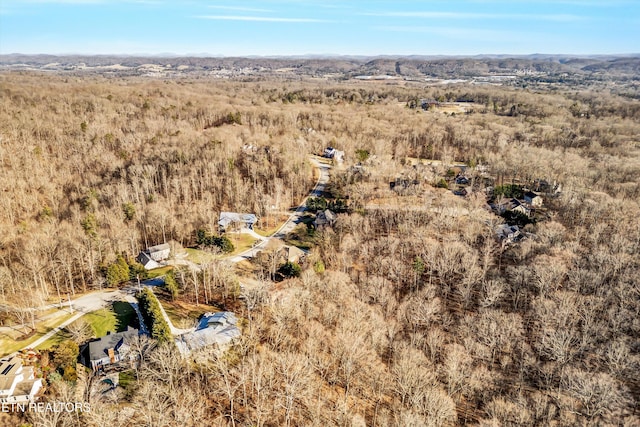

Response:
(175, 312), (241, 355)
(219, 212), (257, 232)
(82, 327), (139, 372)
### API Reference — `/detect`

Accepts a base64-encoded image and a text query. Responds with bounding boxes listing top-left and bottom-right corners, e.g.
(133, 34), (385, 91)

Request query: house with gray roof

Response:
(175, 312), (240, 355)
(84, 327), (139, 372)
(219, 212), (257, 231)
(136, 243), (170, 270)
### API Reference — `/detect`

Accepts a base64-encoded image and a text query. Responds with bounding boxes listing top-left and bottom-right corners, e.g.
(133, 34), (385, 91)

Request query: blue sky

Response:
(0, 0), (638, 56)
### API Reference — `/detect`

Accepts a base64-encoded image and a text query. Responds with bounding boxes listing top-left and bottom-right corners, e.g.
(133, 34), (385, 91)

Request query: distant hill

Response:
(1, 53), (638, 80)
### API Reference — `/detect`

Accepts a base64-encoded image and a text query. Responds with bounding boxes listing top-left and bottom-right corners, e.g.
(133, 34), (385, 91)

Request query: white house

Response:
(0, 356), (43, 404)
(219, 212), (257, 231)
(136, 243), (170, 270)
(496, 224), (522, 243)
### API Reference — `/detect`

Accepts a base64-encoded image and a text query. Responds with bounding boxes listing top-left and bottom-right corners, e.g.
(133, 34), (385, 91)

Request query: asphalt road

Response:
(13, 156), (331, 352)
(230, 157), (330, 262)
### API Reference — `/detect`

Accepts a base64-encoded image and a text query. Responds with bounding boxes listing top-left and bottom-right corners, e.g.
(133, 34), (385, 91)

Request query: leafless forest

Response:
(1, 69), (639, 426)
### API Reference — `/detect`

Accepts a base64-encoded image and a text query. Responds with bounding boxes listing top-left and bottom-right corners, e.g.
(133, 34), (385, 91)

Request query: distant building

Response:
(0, 355), (43, 404)
(84, 327), (139, 372)
(314, 209), (337, 228)
(219, 212), (257, 231)
(420, 99), (440, 110)
(455, 175), (470, 185)
(322, 147), (344, 162)
(497, 198), (531, 217)
(524, 191), (543, 207)
(496, 224), (522, 243)
(390, 178), (420, 191)
(175, 312), (241, 355)
(136, 243), (171, 270)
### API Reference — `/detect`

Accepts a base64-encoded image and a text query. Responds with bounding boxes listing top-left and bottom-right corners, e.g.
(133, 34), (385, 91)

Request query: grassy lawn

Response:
(227, 234), (258, 256)
(84, 301), (138, 338)
(284, 223), (318, 250)
(0, 311), (76, 357)
(119, 370), (137, 399)
(147, 265), (174, 279)
(185, 248), (216, 264)
(119, 370), (136, 387)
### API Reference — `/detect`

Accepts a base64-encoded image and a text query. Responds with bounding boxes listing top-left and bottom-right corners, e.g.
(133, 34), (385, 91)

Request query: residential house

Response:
(390, 178), (420, 191)
(0, 355), (43, 404)
(175, 312), (241, 355)
(322, 147), (345, 162)
(84, 327), (139, 372)
(497, 198), (531, 217)
(136, 243), (171, 270)
(280, 245), (306, 264)
(219, 212), (257, 232)
(496, 224), (522, 244)
(420, 99), (440, 110)
(314, 209), (337, 229)
(524, 191), (543, 207)
(323, 147), (336, 158)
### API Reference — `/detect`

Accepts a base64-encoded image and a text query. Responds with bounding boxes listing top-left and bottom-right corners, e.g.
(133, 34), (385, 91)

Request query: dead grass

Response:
(255, 214), (290, 237)
(158, 298), (220, 329)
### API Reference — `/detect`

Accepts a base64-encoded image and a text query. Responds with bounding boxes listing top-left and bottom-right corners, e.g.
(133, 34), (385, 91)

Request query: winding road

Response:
(11, 156), (331, 353)
(230, 156), (330, 262)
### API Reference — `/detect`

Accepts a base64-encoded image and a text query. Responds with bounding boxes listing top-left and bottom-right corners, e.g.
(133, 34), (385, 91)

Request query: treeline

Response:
(136, 288), (171, 343)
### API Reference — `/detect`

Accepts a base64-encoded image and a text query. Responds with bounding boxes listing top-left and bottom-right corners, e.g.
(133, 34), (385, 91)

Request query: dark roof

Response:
(87, 327), (138, 362)
(524, 191), (540, 199)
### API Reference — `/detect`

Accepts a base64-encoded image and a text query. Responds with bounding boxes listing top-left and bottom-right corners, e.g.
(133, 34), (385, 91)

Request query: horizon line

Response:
(1, 52), (639, 59)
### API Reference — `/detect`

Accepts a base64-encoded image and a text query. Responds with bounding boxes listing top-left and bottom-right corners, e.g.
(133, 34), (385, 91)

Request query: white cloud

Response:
(206, 5), (272, 13)
(365, 11), (586, 22)
(195, 15), (332, 23)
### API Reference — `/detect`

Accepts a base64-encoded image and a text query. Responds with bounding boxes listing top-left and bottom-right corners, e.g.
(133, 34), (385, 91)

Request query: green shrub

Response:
(106, 255), (130, 286)
(435, 178), (449, 189)
(278, 261), (302, 278)
(195, 228), (235, 253)
(355, 148), (370, 163)
(136, 288), (172, 344)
